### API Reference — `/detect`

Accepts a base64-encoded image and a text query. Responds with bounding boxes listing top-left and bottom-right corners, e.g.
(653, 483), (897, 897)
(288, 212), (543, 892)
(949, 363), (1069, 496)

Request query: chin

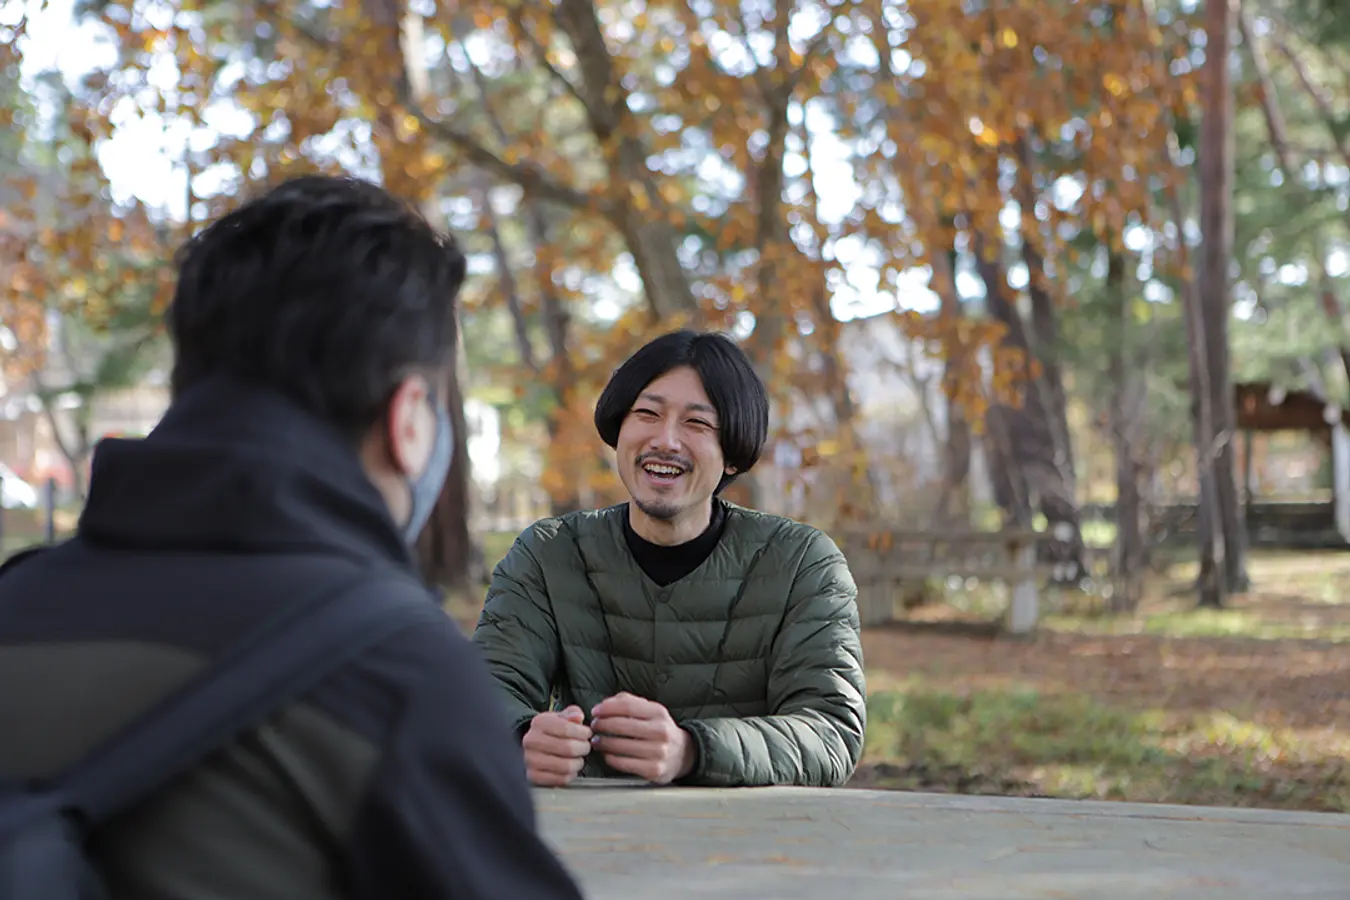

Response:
(633, 497), (681, 521)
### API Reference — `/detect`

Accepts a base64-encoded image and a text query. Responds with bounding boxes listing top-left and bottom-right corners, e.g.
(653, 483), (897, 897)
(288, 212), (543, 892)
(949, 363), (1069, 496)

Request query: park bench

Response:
(836, 528), (1040, 634)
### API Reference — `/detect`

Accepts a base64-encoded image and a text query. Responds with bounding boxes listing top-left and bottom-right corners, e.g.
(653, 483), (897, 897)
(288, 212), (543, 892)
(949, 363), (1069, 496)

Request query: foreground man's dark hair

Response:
(594, 329), (769, 490)
(167, 174), (466, 436)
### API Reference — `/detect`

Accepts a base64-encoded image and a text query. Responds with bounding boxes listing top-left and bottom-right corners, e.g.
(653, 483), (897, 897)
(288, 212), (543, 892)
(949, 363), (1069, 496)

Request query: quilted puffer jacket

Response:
(471, 503), (867, 787)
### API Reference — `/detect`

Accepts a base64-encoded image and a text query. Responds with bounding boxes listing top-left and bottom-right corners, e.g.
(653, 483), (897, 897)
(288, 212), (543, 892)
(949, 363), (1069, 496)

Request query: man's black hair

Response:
(594, 329), (769, 492)
(168, 174), (466, 437)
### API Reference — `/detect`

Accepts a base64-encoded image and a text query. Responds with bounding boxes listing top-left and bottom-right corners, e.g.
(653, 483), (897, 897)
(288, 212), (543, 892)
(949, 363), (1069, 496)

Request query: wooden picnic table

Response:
(536, 780), (1350, 898)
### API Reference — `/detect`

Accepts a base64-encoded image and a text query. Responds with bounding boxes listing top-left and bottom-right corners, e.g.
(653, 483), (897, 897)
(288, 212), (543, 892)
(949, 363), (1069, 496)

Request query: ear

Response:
(384, 375), (433, 476)
(724, 465), (737, 475)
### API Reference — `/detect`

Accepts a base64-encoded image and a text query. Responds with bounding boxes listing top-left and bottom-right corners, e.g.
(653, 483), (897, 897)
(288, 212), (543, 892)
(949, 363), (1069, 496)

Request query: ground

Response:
(853, 551), (1350, 812)
(460, 540), (1350, 814)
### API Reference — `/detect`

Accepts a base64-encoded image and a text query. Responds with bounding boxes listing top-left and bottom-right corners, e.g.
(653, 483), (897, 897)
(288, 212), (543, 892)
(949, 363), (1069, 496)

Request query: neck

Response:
(628, 500), (713, 546)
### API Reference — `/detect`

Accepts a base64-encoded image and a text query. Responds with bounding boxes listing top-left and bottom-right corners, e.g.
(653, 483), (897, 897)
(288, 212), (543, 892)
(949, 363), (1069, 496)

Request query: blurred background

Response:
(0, 0), (1347, 812)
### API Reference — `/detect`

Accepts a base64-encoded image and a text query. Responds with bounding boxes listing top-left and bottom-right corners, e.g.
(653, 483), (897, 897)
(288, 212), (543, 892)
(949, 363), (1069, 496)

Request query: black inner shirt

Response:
(623, 500), (728, 587)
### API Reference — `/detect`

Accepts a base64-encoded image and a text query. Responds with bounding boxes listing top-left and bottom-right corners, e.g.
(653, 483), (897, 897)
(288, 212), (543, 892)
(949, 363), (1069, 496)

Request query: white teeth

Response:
(644, 464), (682, 476)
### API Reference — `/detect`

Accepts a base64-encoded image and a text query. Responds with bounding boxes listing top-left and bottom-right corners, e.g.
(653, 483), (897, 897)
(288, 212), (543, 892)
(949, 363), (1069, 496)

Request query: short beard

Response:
(634, 497), (681, 521)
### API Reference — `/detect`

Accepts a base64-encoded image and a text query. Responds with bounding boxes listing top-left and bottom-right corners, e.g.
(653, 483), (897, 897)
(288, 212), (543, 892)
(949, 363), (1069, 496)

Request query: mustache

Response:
(637, 452), (693, 469)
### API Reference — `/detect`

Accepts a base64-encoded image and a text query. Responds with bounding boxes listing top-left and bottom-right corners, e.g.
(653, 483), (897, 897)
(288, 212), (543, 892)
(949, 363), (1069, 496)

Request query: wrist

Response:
(676, 726), (698, 779)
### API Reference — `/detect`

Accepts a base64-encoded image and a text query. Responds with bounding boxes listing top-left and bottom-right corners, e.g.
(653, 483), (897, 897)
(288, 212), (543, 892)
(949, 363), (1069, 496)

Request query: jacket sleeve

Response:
(679, 530), (867, 787)
(347, 616), (584, 900)
(470, 532), (560, 736)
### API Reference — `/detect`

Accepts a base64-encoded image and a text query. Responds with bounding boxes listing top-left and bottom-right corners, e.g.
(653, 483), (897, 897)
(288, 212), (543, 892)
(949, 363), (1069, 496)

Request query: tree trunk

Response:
(983, 405), (1034, 527)
(743, 0), (796, 374)
(416, 346), (483, 592)
(534, 207), (584, 517)
(974, 233), (1085, 579)
(1010, 142), (1085, 580)
(552, 0), (698, 320)
(933, 225), (971, 526)
(464, 54), (583, 516)
(1184, 260), (1228, 610)
(393, 6), (480, 592)
(1199, 0), (1249, 593)
(478, 184), (540, 374)
(1168, 132), (1227, 609)
(1105, 248), (1146, 612)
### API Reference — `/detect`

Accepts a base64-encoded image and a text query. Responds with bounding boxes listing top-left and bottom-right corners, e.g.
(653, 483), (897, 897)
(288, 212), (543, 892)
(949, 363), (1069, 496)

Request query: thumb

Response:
(560, 705), (585, 723)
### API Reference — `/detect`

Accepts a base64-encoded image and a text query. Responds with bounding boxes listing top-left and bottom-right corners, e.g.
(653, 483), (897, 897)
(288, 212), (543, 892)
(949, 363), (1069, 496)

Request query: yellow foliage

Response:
(0, 0), (1196, 504)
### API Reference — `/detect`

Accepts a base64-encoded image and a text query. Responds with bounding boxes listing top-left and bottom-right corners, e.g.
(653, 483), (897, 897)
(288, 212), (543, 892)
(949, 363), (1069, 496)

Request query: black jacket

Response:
(0, 375), (583, 900)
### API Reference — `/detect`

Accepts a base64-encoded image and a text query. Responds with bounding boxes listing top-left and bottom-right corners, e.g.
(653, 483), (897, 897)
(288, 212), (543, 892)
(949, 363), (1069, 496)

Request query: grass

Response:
(1043, 549), (1350, 643)
(1045, 608), (1350, 642)
(857, 679), (1350, 812)
(851, 547), (1350, 813)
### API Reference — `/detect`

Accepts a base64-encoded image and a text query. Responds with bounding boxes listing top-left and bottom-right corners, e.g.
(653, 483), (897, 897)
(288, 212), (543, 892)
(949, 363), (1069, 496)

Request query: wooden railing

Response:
(836, 529), (1040, 635)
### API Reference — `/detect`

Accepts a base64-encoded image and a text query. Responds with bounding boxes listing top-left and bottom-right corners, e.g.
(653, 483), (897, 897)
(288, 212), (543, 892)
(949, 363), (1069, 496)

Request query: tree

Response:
(1195, 0), (1248, 596)
(40, 0), (1249, 577)
(1, 70), (174, 497)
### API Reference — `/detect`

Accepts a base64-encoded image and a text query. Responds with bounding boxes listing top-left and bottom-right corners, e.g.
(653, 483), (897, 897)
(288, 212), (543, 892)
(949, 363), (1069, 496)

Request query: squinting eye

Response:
(689, 419), (715, 429)
(632, 408), (659, 419)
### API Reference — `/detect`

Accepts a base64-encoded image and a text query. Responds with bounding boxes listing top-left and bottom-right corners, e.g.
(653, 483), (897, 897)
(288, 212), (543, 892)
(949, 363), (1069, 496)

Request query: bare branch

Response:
(254, 0), (602, 213)
(394, 79), (603, 211)
(1271, 28), (1350, 171)
(551, 0), (627, 138)
(783, 23), (835, 97)
(730, 3), (776, 101)
(1238, 6), (1294, 173)
(505, 6), (593, 115)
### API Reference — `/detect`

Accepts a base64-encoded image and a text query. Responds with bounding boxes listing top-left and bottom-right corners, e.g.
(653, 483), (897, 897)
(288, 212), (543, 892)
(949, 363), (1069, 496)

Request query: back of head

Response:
(168, 175), (466, 438)
(594, 329), (770, 484)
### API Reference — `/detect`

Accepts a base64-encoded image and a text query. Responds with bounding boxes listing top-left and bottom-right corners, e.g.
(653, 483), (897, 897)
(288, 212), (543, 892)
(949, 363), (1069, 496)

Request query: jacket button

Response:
(656, 589), (671, 603)
(657, 672), (671, 684)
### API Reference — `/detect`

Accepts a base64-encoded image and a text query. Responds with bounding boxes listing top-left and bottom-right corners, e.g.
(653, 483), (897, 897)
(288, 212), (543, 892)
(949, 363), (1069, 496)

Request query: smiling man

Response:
(472, 330), (867, 788)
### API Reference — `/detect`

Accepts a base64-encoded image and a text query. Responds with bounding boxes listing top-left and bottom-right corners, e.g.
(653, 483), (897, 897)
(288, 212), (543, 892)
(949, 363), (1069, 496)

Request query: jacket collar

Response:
(79, 374), (414, 568)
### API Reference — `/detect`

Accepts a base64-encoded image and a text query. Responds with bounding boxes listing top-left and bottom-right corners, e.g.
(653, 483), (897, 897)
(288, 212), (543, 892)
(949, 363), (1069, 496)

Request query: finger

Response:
(589, 692), (637, 718)
(559, 705), (586, 723)
(592, 735), (662, 759)
(591, 715), (663, 741)
(592, 693), (657, 720)
(524, 732), (592, 760)
(536, 715), (593, 742)
(602, 752), (659, 782)
(527, 759), (582, 787)
(526, 749), (587, 778)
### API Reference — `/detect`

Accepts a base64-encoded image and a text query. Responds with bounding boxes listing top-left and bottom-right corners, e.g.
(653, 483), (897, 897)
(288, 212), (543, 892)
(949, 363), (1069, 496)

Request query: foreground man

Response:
(473, 330), (867, 788)
(0, 176), (582, 898)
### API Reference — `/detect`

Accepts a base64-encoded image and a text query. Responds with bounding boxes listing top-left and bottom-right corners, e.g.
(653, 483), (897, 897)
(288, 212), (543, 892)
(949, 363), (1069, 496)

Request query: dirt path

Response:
(860, 627), (1350, 731)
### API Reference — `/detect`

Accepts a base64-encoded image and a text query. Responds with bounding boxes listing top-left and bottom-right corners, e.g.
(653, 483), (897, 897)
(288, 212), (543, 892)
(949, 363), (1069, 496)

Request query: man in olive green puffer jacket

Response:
(472, 330), (866, 789)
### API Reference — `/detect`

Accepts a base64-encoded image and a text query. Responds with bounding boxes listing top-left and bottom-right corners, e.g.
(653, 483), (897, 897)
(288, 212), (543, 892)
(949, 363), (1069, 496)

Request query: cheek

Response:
(615, 427), (644, 462)
(695, 441), (726, 478)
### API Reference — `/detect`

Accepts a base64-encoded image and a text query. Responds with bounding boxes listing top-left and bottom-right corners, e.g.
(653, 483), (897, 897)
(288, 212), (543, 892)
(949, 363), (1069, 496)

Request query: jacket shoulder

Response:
(0, 544), (50, 579)
(521, 505), (619, 542)
(494, 506), (622, 572)
(723, 505), (837, 553)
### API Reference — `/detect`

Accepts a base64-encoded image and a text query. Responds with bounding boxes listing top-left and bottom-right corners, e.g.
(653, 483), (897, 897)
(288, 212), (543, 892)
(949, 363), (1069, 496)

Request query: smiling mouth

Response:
(640, 460), (687, 484)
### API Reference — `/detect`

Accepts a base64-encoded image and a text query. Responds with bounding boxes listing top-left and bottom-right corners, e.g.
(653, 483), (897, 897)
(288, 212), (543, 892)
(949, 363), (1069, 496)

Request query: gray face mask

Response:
(402, 399), (454, 546)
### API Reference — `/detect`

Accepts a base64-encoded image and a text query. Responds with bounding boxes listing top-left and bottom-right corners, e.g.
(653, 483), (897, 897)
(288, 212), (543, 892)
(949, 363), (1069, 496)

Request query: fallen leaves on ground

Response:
(855, 559), (1350, 812)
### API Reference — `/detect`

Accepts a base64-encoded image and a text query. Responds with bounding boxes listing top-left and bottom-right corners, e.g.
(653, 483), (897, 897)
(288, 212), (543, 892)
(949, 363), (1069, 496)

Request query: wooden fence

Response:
(836, 529), (1041, 635)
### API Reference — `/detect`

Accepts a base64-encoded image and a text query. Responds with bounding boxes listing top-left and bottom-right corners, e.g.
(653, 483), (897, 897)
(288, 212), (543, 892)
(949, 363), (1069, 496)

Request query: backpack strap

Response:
(45, 570), (443, 827)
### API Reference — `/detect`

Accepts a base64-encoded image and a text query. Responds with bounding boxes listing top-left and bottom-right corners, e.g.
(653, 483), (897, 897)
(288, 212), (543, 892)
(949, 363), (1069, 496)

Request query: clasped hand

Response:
(522, 691), (695, 787)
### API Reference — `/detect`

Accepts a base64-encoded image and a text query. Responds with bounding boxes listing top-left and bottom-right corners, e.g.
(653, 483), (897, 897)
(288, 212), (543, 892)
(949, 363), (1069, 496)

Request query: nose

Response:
(650, 416), (682, 453)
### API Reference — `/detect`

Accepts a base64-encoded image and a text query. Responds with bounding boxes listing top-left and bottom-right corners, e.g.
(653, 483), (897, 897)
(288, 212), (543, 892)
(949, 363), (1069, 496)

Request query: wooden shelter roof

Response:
(1235, 381), (1339, 432)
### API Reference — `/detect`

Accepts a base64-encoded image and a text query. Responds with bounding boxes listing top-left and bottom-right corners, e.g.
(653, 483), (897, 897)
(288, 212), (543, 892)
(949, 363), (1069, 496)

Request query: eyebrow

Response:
(639, 392), (718, 416)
